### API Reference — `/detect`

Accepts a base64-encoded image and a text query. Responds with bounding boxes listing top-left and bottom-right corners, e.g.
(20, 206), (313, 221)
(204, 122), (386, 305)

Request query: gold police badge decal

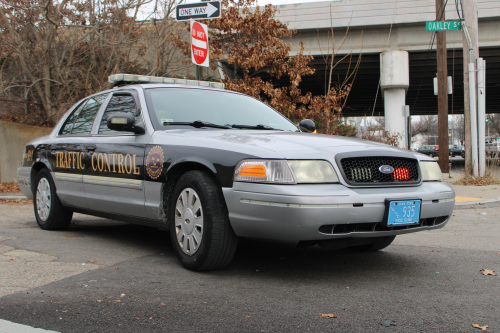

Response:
(146, 146), (164, 179)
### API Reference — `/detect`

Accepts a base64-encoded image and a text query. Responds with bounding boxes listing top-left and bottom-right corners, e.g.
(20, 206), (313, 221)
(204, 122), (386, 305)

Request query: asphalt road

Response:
(0, 202), (499, 332)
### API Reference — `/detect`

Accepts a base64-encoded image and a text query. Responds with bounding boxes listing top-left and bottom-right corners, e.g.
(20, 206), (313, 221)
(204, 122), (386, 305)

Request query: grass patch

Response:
(453, 159), (500, 185)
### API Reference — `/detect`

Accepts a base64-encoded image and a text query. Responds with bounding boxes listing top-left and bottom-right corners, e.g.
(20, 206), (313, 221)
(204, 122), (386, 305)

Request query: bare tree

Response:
(411, 115), (439, 138)
(487, 114), (500, 138)
(0, 0), (186, 125)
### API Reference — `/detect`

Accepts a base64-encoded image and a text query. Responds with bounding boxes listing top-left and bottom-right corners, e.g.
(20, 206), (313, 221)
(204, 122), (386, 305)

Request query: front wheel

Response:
(350, 236), (396, 252)
(34, 169), (73, 230)
(169, 170), (238, 271)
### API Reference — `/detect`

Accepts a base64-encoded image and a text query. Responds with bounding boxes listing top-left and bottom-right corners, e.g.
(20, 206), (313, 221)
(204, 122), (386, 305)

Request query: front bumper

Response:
(223, 182), (455, 241)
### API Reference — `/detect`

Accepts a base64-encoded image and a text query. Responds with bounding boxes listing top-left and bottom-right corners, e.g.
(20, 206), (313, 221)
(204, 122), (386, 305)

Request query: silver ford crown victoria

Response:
(18, 74), (455, 271)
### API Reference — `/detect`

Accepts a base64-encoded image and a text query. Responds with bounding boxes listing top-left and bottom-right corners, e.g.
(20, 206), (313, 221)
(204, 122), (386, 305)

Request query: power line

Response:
(411, 0), (450, 114)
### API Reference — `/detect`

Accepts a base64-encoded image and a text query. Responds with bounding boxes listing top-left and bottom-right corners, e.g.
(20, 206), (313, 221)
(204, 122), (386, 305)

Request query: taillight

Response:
(434, 147), (438, 150)
(394, 167), (410, 181)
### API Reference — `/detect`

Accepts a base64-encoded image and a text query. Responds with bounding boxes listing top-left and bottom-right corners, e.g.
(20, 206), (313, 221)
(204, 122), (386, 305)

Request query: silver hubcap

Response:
(175, 188), (203, 255)
(36, 178), (51, 221)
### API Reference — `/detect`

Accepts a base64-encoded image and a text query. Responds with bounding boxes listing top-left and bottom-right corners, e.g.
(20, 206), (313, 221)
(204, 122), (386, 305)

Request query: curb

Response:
(455, 197), (500, 208)
(0, 319), (60, 332)
(454, 196), (500, 207)
(0, 195), (29, 200)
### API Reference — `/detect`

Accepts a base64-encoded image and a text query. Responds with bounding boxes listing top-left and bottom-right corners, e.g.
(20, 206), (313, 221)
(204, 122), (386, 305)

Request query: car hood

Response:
(153, 129), (426, 160)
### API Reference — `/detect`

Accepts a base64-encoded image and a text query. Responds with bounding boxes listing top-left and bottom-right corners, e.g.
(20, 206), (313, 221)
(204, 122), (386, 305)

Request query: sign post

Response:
(191, 19), (209, 68)
(177, 2), (220, 80)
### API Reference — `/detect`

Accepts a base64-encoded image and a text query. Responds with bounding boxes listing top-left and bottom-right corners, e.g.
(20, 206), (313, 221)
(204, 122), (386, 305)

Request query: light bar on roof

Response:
(108, 73), (225, 89)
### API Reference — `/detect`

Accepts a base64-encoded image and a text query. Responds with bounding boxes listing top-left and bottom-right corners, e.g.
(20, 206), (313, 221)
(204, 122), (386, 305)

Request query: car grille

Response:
(340, 157), (420, 185)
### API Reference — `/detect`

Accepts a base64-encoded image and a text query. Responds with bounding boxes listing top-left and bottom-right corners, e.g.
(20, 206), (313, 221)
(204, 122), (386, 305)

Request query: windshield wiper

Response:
(230, 124), (282, 131)
(163, 121), (231, 129)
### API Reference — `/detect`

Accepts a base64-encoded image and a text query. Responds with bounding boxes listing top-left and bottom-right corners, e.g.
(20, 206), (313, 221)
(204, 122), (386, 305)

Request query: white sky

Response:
(179, 0), (332, 7)
(250, 0), (331, 7)
(138, 0), (334, 20)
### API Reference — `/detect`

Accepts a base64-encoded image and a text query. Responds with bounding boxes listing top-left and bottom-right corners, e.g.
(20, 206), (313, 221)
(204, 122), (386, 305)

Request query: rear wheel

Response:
(169, 170), (238, 271)
(34, 169), (73, 230)
(350, 236), (396, 252)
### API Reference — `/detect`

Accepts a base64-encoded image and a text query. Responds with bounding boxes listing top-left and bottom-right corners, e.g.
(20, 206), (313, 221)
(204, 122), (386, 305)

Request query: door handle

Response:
(85, 144), (97, 151)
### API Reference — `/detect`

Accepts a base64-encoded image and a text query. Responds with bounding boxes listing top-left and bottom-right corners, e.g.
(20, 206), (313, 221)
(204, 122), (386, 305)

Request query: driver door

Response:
(83, 90), (151, 218)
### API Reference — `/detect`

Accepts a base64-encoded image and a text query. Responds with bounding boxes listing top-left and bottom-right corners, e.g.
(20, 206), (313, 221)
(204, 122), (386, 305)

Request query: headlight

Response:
(234, 159), (339, 184)
(420, 161), (442, 181)
(288, 160), (338, 183)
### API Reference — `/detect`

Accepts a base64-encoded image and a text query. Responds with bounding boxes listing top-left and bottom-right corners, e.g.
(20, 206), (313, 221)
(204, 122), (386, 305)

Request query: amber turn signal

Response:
(238, 164), (266, 178)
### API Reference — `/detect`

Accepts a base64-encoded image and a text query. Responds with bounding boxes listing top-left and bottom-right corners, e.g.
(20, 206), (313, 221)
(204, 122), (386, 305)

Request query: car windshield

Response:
(145, 88), (299, 132)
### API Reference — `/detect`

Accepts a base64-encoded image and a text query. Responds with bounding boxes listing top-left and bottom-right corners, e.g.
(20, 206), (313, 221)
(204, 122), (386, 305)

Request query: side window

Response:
(60, 101), (87, 135)
(71, 93), (109, 134)
(99, 93), (140, 134)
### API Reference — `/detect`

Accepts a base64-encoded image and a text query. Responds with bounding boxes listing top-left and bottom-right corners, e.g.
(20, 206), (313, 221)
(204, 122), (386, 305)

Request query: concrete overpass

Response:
(271, 0), (500, 117)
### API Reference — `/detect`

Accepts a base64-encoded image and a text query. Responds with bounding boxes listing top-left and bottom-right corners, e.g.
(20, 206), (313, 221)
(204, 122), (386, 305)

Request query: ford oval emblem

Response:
(379, 165), (394, 174)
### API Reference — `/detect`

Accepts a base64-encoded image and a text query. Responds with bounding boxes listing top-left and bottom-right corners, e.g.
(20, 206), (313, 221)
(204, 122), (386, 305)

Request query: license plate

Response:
(386, 200), (421, 226)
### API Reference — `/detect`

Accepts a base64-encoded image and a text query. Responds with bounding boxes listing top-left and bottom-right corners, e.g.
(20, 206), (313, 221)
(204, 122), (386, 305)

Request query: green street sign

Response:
(426, 21), (462, 31)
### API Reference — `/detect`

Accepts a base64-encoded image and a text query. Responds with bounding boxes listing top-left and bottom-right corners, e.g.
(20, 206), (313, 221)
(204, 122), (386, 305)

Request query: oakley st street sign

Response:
(426, 20), (462, 31)
(176, 1), (220, 21)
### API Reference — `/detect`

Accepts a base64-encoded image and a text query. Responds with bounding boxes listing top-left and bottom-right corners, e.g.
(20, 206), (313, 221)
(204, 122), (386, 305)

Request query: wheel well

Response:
(161, 162), (221, 223)
(30, 162), (48, 194)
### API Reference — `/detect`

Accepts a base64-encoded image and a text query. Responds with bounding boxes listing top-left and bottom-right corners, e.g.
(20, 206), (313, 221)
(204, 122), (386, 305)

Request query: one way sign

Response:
(176, 1), (221, 21)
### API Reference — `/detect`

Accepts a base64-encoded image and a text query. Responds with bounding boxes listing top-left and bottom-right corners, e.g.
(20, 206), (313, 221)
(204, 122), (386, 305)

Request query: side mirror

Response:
(107, 113), (145, 134)
(299, 119), (316, 133)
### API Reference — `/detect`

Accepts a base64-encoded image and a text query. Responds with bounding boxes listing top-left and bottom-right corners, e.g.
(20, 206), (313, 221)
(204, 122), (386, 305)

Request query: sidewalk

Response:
(443, 174), (500, 206)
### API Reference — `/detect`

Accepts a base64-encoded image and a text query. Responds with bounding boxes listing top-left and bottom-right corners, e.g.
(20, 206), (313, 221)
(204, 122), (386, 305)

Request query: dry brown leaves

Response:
(472, 323), (489, 331)
(454, 174), (500, 186)
(0, 182), (21, 193)
(319, 313), (337, 319)
(480, 269), (497, 276)
(170, 0), (356, 134)
(0, 199), (32, 205)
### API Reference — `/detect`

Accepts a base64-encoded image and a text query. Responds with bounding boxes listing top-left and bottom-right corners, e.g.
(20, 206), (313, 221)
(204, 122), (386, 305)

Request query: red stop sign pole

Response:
(191, 20), (209, 69)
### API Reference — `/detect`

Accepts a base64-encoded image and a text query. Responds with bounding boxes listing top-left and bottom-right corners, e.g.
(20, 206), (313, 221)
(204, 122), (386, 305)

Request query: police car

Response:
(17, 74), (455, 271)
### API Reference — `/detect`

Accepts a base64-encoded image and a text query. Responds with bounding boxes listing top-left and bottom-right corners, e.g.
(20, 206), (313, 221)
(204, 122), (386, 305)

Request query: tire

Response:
(351, 236), (396, 252)
(169, 170), (238, 271)
(34, 169), (73, 230)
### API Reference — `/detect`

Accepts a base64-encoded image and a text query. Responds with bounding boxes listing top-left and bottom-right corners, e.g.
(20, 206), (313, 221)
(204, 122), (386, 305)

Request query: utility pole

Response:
(436, 0), (449, 172)
(462, 0), (479, 175)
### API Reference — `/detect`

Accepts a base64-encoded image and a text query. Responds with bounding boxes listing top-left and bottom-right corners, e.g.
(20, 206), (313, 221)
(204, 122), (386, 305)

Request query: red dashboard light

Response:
(394, 167), (410, 181)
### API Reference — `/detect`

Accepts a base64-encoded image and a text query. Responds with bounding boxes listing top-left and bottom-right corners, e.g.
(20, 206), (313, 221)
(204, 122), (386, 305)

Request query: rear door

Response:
(83, 90), (151, 218)
(48, 93), (109, 208)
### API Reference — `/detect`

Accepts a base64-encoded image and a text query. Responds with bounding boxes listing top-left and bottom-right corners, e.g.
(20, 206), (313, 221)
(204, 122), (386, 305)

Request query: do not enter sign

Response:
(191, 20), (209, 67)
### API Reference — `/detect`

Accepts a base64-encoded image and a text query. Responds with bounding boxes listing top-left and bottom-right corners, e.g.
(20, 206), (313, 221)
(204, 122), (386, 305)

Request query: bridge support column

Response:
(380, 51), (409, 148)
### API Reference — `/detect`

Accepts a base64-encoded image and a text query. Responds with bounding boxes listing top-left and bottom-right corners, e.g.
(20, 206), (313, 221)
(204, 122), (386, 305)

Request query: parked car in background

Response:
(486, 141), (500, 158)
(449, 146), (464, 157)
(418, 145), (439, 157)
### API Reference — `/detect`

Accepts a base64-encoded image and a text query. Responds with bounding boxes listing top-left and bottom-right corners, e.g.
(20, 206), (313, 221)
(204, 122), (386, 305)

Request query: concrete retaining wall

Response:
(0, 121), (53, 182)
